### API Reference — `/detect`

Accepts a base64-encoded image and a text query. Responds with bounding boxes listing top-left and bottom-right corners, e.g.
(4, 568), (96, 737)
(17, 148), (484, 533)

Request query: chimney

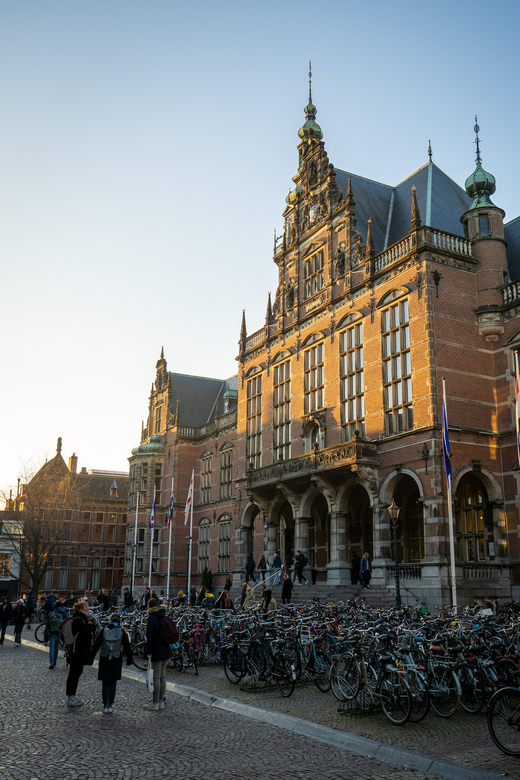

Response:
(68, 453), (78, 474)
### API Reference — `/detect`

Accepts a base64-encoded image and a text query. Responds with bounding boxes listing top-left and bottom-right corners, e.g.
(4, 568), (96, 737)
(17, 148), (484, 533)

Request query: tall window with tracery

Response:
(200, 454), (212, 503)
(220, 447), (233, 499)
(218, 515), (232, 572)
(198, 518), (211, 572)
(304, 343), (324, 413)
(340, 322), (364, 440)
(273, 361), (291, 460)
(304, 250), (324, 299)
(455, 477), (494, 562)
(246, 375), (262, 469)
(382, 299), (413, 434)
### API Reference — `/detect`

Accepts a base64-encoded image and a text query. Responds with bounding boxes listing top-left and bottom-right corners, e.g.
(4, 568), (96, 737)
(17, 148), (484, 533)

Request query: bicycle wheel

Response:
(274, 654), (295, 698)
(247, 640), (267, 680)
(458, 665), (485, 715)
(132, 642), (148, 671)
(312, 649), (332, 693)
(378, 668), (412, 726)
(185, 647), (199, 676)
(488, 687), (520, 756)
(330, 652), (362, 702)
(428, 665), (461, 718)
(406, 669), (430, 723)
(495, 659), (520, 689)
(223, 645), (246, 683)
(34, 623), (47, 643)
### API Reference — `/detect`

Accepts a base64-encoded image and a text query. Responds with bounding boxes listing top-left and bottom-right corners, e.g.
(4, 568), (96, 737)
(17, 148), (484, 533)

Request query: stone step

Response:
(229, 582), (395, 607)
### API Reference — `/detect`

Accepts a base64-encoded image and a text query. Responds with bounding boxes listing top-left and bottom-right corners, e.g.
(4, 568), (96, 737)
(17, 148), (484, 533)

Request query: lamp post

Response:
(185, 534), (192, 597)
(88, 548), (96, 591)
(388, 500), (401, 608)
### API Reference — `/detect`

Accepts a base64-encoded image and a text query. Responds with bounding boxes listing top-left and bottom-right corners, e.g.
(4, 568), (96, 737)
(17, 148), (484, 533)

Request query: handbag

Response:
(146, 659), (154, 692)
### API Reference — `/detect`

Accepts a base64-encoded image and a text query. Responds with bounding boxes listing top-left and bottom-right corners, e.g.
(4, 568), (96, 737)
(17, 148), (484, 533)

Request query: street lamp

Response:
(185, 535), (192, 597)
(388, 500), (401, 608)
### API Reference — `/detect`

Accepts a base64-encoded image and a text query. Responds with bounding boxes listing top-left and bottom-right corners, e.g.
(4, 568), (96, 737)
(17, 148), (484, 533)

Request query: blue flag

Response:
(442, 398), (452, 491)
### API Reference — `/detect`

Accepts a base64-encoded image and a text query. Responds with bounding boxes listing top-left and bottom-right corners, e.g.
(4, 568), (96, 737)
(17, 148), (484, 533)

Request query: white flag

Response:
(184, 470), (194, 525)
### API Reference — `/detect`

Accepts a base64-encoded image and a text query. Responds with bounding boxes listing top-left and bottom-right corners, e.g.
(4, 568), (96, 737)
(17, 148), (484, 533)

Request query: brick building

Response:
(125, 92), (520, 608)
(5, 439), (128, 598)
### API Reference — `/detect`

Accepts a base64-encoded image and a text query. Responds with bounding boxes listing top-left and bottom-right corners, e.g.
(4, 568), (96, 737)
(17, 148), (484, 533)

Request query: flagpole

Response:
(515, 351), (520, 465)
(187, 469), (194, 598)
(166, 477), (174, 603)
(443, 378), (457, 611)
(148, 486), (156, 591)
(131, 489), (139, 597)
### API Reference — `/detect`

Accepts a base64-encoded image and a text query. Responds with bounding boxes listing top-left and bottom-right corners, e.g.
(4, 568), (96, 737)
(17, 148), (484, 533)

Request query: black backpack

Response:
(159, 615), (179, 645)
(301, 555), (308, 567)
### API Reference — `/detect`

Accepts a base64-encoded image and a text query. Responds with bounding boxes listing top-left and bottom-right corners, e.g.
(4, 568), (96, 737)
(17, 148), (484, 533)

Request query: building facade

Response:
(5, 439), (128, 598)
(126, 97), (520, 609)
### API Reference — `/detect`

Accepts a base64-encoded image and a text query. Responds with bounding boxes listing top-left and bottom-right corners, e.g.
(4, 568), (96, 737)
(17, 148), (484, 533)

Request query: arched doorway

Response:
(308, 493), (330, 567)
(454, 474), (494, 562)
(394, 476), (424, 563)
(346, 485), (373, 559)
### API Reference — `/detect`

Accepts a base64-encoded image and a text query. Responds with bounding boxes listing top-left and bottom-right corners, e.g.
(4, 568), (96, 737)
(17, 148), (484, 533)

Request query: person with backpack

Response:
(294, 551), (308, 584)
(90, 613), (133, 713)
(65, 601), (95, 708)
(48, 599), (68, 669)
(144, 598), (177, 712)
(12, 600), (28, 646)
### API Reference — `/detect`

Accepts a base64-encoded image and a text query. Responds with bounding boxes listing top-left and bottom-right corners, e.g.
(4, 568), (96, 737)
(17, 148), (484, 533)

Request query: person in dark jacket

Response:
(90, 613), (133, 713)
(214, 590), (234, 612)
(12, 600), (28, 646)
(174, 590), (186, 607)
(144, 599), (172, 711)
(196, 586), (207, 606)
(97, 589), (110, 611)
(66, 601), (95, 708)
(258, 554), (267, 582)
(25, 592), (36, 627)
(0, 597), (13, 644)
(123, 588), (134, 611)
(245, 554), (256, 583)
(281, 574), (294, 604)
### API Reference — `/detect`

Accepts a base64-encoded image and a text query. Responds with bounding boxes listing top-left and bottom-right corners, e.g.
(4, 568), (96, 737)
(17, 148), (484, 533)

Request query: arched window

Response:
(198, 518), (211, 573)
(218, 514), (232, 573)
(455, 475), (494, 562)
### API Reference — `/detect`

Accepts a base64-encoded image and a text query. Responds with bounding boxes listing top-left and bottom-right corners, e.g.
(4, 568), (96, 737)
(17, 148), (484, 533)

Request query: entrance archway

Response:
(393, 476), (424, 563)
(276, 501), (294, 571)
(308, 493), (330, 567)
(346, 485), (373, 559)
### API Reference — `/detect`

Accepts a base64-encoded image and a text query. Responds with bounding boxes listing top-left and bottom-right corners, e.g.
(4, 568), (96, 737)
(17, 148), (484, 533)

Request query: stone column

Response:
(372, 503), (392, 588)
(294, 516), (310, 555)
(233, 524), (250, 585)
(327, 511), (350, 585)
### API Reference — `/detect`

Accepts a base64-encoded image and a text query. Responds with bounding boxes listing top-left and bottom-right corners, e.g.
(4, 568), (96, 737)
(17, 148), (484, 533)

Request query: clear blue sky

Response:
(1, 0), (519, 494)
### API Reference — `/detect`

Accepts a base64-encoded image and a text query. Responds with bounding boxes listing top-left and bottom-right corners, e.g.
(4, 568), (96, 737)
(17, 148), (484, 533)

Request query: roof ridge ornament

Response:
(308, 58), (312, 105)
(474, 115), (482, 164)
(428, 140), (432, 163)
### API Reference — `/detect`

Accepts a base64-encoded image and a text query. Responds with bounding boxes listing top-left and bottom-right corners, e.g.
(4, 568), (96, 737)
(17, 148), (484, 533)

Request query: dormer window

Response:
(110, 481), (118, 497)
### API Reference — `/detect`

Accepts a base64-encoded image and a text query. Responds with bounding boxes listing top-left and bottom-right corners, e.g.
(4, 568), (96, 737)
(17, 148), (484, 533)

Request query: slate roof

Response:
(334, 162), (472, 254)
(76, 471), (129, 502)
(169, 373), (238, 427)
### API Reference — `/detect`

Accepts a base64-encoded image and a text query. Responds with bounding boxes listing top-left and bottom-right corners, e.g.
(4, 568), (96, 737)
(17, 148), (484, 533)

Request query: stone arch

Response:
(380, 468), (424, 506)
(337, 476), (378, 513)
(453, 469), (503, 562)
(453, 464), (502, 504)
(343, 483), (373, 561)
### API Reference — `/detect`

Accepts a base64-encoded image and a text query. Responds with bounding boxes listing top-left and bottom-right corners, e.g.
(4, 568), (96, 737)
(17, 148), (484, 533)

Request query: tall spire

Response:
(428, 140), (432, 163)
(364, 219), (374, 262)
(474, 115), (482, 163)
(298, 59), (322, 141)
(308, 58), (312, 105)
(265, 292), (272, 326)
(239, 309), (247, 353)
(465, 115), (496, 209)
(410, 186), (422, 231)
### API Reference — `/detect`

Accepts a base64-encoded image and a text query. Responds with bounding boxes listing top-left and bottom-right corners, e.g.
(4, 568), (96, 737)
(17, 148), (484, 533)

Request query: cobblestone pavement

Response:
(0, 637), (451, 780)
(0, 634), (515, 780)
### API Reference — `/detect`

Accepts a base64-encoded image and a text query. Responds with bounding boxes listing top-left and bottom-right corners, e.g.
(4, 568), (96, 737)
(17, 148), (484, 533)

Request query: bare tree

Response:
(1, 458), (80, 596)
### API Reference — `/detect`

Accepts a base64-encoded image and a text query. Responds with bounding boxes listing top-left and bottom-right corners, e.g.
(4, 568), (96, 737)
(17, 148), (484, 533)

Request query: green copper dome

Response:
(298, 100), (323, 140)
(465, 161), (496, 209)
(131, 435), (165, 456)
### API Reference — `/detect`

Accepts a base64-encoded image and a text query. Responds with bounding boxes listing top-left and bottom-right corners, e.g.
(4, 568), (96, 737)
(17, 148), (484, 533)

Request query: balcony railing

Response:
(387, 564), (422, 580)
(373, 228), (472, 275)
(503, 282), (520, 305)
(245, 326), (267, 351)
(462, 564), (504, 581)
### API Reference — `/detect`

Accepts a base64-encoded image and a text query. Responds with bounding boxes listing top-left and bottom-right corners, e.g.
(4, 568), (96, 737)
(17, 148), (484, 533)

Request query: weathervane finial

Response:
(474, 115), (482, 163)
(308, 58), (312, 104)
(428, 140), (432, 163)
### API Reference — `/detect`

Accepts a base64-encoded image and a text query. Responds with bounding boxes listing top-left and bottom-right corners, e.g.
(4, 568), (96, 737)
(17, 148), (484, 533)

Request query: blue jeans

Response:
(274, 568), (281, 585)
(49, 632), (60, 665)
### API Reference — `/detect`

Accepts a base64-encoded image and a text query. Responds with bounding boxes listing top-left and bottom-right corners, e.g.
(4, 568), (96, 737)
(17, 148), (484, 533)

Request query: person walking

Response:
(123, 588), (134, 612)
(0, 597), (13, 644)
(66, 601), (94, 708)
(242, 582), (255, 610)
(258, 554), (267, 582)
(272, 552), (282, 585)
(141, 587), (151, 611)
(25, 592), (36, 628)
(350, 551), (361, 585)
(12, 600), (28, 646)
(143, 598), (172, 712)
(245, 554), (256, 583)
(90, 613), (133, 713)
(360, 552), (372, 589)
(294, 551), (308, 584)
(48, 598), (68, 669)
(281, 574), (293, 604)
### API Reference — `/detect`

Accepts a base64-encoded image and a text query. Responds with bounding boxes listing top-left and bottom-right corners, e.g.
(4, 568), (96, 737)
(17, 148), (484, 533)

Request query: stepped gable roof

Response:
(76, 470), (129, 502)
(334, 163), (472, 253)
(169, 373), (238, 427)
(505, 217), (520, 282)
